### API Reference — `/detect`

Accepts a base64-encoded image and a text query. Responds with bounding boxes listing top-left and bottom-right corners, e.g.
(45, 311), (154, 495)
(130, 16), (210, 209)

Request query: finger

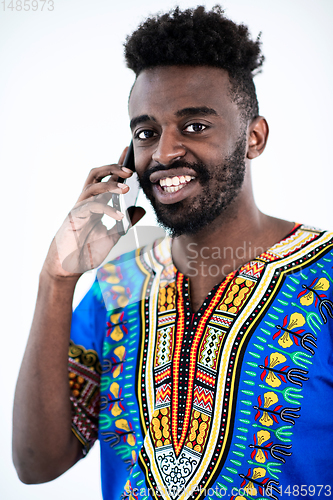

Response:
(106, 206), (145, 239)
(82, 164), (133, 190)
(77, 179), (130, 203)
(75, 190), (114, 208)
(71, 201), (124, 221)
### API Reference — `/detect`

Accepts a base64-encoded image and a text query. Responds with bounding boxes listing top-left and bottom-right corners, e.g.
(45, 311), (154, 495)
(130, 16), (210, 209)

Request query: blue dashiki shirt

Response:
(68, 224), (333, 500)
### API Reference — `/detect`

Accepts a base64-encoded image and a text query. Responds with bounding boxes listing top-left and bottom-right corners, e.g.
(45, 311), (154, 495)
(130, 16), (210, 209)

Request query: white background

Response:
(1, 0), (332, 498)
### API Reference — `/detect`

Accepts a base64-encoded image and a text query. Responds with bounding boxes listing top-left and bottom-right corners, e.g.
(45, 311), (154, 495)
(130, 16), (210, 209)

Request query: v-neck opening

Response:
(171, 222), (301, 316)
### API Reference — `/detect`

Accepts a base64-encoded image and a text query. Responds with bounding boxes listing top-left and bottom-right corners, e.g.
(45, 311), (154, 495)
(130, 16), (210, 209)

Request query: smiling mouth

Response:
(159, 175), (195, 193)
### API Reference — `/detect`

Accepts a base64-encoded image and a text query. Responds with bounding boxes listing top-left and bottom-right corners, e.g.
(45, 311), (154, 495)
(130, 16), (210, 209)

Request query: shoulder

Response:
(96, 235), (172, 311)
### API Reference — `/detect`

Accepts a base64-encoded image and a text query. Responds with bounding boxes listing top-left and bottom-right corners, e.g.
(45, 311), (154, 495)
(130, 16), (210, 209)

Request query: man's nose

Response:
(152, 130), (186, 165)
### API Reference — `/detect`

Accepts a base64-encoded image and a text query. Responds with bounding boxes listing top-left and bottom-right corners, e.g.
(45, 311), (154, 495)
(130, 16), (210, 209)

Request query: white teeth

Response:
(159, 174), (195, 190)
(164, 184), (184, 193)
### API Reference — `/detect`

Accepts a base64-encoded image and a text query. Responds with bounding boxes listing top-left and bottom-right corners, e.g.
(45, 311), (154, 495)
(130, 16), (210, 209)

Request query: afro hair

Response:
(124, 5), (264, 121)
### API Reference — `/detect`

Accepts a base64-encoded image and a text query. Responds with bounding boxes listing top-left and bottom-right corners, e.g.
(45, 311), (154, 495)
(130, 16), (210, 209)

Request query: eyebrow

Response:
(130, 115), (156, 130)
(175, 106), (218, 118)
(129, 106), (218, 131)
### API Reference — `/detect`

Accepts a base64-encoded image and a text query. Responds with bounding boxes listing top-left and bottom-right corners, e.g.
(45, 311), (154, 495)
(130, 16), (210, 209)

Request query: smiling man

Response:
(131, 67), (249, 237)
(13, 6), (333, 500)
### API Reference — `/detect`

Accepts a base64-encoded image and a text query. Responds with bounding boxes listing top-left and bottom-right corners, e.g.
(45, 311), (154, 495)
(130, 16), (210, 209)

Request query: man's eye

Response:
(135, 130), (156, 140)
(184, 123), (207, 133)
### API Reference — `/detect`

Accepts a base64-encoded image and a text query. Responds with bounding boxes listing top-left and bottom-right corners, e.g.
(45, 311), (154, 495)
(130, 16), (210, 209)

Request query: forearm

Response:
(13, 269), (82, 483)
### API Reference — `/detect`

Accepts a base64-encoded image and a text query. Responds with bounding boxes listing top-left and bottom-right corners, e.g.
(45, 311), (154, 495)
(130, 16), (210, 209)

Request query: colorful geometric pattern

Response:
(193, 386), (214, 412)
(155, 383), (172, 405)
(136, 226), (333, 500)
(68, 340), (101, 452)
(68, 225), (333, 499)
(155, 325), (174, 367)
(238, 260), (266, 280)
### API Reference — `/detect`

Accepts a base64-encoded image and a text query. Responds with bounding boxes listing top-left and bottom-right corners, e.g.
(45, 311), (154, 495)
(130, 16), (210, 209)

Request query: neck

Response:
(172, 195), (264, 277)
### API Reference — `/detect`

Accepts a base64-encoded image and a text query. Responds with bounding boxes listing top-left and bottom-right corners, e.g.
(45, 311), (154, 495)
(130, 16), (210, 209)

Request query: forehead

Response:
(128, 66), (240, 123)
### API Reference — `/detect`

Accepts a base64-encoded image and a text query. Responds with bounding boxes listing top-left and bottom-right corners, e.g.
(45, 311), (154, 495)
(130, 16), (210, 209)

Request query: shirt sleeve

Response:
(68, 279), (106, 455)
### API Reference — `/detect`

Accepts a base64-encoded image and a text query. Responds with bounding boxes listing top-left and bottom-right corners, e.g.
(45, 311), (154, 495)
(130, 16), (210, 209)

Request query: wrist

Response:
(39, 266), (81, 291)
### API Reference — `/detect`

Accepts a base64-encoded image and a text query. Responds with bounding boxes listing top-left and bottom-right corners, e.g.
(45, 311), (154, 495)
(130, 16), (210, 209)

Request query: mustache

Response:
(140, 160), (211, 187)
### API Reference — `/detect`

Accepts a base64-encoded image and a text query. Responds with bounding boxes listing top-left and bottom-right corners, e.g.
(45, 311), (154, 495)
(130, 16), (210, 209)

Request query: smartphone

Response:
(111, 141), (140, 235)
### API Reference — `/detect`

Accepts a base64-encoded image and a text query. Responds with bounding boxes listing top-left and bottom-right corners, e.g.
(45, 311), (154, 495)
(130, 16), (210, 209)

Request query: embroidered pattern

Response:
(71, 227), (333, 499)
(135, 228), (333, 500)
(68, 340), (101, 450)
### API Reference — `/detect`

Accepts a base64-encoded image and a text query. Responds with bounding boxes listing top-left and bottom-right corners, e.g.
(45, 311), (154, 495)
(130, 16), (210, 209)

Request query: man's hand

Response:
(44, 148), (145, 278)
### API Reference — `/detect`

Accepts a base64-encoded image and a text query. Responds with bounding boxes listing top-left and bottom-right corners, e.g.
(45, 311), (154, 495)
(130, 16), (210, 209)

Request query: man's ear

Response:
(247, 116), (269, 159)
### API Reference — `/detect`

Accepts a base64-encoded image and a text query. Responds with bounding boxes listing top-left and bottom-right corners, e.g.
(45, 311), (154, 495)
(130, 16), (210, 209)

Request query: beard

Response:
(138, 135), (247, 238)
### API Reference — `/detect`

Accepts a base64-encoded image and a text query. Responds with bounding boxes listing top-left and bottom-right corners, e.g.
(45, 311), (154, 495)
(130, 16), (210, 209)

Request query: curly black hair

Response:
(124, 5), (264, 122)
